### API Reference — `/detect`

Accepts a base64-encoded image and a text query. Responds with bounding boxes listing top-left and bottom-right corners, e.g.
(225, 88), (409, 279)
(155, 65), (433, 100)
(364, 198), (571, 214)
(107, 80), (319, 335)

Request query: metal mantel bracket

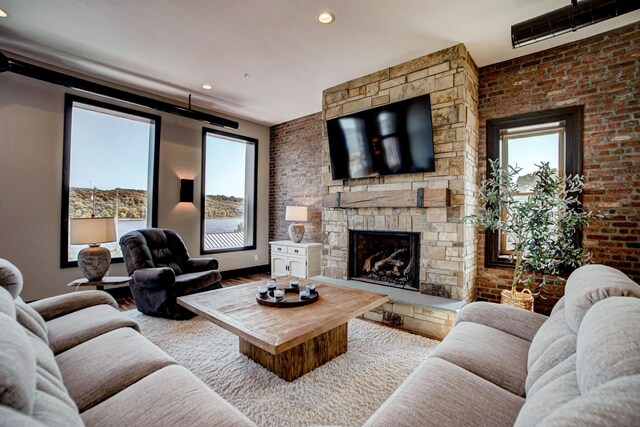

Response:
(416, 188), (424, 207)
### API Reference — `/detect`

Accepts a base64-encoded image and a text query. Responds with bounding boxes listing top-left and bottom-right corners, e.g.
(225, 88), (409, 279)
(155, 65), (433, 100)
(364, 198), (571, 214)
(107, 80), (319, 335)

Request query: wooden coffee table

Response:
(177, 277), (388, 381)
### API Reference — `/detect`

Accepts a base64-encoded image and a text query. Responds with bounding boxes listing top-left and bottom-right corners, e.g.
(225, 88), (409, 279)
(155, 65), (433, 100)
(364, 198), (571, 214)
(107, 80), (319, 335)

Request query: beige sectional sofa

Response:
(365, 264), (640, 426)
(0, 259), (255, 427)
(3, 257), (639, 427)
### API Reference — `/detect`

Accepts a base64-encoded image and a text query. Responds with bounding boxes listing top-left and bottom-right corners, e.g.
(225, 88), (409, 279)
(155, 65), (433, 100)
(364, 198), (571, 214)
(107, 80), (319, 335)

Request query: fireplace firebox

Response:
(348, 230), (420, 291)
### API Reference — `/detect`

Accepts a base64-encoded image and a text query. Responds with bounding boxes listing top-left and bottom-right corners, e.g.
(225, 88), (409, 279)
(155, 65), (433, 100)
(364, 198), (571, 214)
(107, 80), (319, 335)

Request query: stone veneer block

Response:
(363, 311), (383, 323)
(325, 105), (342, 119)
(392, 303), (414, 317)
(372, 95), (390, 106)
(380, 77), (407, 90)
(343, 97), (372, 114)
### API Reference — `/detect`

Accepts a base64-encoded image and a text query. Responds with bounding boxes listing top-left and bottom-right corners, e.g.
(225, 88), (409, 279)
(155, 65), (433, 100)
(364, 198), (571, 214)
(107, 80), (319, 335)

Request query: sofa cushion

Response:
(517, 269), (640, 427)
(576, 297), (640, 394)
(364, 357), (524, 427)
(29, 290), (119, 322)
(429, 321), (530, 396)
(453, 301), (547, 342)
(0, 285), (16, 317)
(0, 258), (23, 299)
(0, 307), (36, 414)
(563, 264), (640, 333)
(0, 406), (46, 426)
(56, 327), (176, 412)
(525, 309), (576, 396)
(46, 304), (140, 354)
(0, 285), (16, 325)
(15, 299), (49, 344)
(535, 375), (640, 427)
(527, 353), (577, 398)
(81, 365), (257, 427)
(30, 389), (83, 427)
(0, 288), (83, 427)
(514, 370), (581, 427)
(550, 295), (565, 315)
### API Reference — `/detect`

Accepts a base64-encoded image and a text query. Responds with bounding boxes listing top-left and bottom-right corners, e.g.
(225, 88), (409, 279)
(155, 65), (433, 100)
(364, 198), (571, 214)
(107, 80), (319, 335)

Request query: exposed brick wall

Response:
(269, 113), (323, 244)
(477, 22), (640, 314)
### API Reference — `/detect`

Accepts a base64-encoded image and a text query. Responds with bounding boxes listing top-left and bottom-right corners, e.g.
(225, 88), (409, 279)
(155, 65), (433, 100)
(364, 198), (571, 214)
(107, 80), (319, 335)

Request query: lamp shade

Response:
(70, 217), (116, 245)
(285, 206), (307, 222)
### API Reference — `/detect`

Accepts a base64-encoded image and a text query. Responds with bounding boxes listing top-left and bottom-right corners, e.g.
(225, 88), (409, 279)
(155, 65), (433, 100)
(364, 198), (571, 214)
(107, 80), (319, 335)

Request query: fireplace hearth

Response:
(349, 230), (420, 291)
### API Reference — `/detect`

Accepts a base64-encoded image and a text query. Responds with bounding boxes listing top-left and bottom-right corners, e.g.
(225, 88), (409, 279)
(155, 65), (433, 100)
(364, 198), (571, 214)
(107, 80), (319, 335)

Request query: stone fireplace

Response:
(321, 44), (480, 303)
(349, 230), (420, 291)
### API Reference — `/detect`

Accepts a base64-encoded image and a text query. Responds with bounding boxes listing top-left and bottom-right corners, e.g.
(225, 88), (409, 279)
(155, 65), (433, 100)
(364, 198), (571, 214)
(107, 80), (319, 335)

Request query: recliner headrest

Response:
(564, 264), (640, 333)
(0, 258), (23, 299)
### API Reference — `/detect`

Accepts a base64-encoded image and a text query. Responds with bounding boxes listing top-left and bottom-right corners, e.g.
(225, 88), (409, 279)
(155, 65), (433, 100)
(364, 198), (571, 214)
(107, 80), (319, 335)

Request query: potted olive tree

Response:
(466, 159), (599, 310)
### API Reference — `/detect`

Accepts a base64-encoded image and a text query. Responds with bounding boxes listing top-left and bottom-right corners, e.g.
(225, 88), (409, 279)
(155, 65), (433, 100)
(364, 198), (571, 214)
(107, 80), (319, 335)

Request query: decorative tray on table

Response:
(256, 287), (319, 308)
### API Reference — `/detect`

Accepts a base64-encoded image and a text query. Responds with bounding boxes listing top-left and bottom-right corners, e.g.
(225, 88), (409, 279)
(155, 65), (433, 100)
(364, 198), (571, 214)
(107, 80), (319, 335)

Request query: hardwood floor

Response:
(116, 272), (271, 311)
(221, 272), (271, 287)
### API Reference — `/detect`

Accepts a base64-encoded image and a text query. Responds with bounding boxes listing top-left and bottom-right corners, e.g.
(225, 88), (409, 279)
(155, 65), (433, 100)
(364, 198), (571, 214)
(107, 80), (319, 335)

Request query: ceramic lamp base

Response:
(78, 245), (111, 281)
(288, 223), (305, 243)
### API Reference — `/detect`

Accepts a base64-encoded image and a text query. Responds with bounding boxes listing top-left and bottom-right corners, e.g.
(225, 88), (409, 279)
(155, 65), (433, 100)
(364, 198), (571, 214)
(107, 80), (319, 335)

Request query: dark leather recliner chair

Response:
(119, 228), (222, 319)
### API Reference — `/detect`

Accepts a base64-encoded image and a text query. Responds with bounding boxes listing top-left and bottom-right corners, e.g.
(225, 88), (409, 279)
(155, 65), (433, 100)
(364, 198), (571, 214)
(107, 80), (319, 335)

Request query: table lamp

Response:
(285, 206), (307, 243)
(71, 217), (116, 281)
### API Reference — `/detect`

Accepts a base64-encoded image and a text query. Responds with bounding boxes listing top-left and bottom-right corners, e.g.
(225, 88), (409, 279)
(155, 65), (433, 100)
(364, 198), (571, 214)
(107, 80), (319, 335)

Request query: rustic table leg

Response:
(239, 322), (348, 381)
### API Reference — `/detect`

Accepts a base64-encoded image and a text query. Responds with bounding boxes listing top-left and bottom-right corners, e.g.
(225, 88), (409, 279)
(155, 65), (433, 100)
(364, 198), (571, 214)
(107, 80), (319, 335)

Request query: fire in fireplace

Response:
(349, 230), (420, 291)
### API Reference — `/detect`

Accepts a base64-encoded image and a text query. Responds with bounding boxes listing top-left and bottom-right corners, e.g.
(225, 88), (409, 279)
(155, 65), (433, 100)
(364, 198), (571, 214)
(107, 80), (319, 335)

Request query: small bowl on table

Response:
(257, 284), (268, 299)
(273, 288), (285, 302)
(267, 279), (277, 295)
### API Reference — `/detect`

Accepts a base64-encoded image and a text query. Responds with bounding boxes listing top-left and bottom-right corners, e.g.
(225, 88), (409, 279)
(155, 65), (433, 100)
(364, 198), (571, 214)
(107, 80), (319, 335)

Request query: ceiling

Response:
(0, 1), (638, 126)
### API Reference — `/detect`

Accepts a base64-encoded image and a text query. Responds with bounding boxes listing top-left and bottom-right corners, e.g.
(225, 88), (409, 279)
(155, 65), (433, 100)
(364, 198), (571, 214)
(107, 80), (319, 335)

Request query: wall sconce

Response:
(180, 179), (194, 203)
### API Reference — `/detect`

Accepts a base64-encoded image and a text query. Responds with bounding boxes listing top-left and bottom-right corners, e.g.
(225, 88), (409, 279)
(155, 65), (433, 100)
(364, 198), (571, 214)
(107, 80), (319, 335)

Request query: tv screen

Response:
(326, 94), (435, 180)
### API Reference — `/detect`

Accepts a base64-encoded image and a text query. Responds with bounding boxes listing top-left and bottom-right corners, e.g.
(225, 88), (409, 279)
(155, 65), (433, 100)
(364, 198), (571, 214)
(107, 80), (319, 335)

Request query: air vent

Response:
(512, 0), (640, 48)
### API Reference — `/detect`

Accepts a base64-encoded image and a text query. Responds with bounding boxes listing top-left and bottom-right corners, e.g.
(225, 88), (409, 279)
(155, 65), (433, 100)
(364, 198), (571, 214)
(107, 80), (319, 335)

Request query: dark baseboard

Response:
(221, 264), (270, 279)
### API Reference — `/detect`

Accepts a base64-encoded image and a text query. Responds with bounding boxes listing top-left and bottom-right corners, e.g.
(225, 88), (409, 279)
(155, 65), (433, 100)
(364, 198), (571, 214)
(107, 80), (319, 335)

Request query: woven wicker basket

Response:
(500, 288), (534, 311)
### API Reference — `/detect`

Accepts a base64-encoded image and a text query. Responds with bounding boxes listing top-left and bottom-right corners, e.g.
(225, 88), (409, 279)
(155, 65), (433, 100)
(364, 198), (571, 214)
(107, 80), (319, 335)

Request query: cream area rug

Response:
(127, 311), (439, 427)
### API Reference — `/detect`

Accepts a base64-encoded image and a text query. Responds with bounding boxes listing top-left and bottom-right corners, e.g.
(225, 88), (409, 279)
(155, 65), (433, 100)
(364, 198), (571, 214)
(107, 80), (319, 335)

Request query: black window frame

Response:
(60, 94), (161, 268)
(484, 106), (583, 269)
(200, 128), (258, 255)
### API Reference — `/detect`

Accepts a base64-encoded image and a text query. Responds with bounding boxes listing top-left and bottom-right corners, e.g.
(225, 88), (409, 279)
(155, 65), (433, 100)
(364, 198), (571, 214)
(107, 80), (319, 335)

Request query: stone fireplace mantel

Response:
(320, 43), (479, 303)
(322, 188), (450, 209)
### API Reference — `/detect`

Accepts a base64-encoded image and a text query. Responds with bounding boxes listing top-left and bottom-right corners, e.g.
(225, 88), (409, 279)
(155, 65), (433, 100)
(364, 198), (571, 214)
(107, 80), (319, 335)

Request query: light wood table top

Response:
(177, 277), (389, 355)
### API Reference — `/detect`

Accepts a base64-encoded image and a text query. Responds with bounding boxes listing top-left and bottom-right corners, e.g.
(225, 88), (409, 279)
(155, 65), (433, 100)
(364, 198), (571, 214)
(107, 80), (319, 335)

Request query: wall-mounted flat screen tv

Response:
(327, 94), (435, 180)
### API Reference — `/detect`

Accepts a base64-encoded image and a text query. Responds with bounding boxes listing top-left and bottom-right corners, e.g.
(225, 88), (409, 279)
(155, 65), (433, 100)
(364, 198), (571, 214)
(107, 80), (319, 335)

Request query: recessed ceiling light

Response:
(201, 84), (213, 90)
(0, 8), (8, 18)
(317, 11), (335, 24)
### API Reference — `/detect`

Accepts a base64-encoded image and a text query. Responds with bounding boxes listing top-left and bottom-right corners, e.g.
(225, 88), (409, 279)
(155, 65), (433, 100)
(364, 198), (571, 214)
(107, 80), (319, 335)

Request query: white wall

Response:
(0, 73), (270, 301)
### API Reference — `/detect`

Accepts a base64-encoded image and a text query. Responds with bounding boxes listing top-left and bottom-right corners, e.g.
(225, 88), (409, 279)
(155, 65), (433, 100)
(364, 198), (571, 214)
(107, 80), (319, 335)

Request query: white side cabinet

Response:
(270, 240), (322, 278)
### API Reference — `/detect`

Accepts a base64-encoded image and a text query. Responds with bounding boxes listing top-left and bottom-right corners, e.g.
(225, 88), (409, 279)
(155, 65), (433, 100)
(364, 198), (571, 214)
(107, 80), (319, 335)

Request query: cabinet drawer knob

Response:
(277, 247), (281, 251)
(294, 249), (299, 253)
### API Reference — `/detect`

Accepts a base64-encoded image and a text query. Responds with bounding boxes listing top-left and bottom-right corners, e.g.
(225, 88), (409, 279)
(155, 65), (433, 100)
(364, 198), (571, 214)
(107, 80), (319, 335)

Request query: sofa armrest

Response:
(29, 290), (118, 322)
(184, 258), (219, 273)
(132, 267), (175, 289)
(454, 302), (548, 342)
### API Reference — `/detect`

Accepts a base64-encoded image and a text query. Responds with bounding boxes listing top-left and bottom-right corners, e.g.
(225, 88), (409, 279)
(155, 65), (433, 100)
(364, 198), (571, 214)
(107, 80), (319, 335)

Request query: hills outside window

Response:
(61, 95), (159, 267)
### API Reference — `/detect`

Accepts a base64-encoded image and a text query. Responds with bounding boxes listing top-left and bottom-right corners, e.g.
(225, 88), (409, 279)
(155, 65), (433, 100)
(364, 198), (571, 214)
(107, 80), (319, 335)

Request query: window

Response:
(61, 95), (160, 267)
(201, 129), (257, 253)
(485, 106), (582, 269)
